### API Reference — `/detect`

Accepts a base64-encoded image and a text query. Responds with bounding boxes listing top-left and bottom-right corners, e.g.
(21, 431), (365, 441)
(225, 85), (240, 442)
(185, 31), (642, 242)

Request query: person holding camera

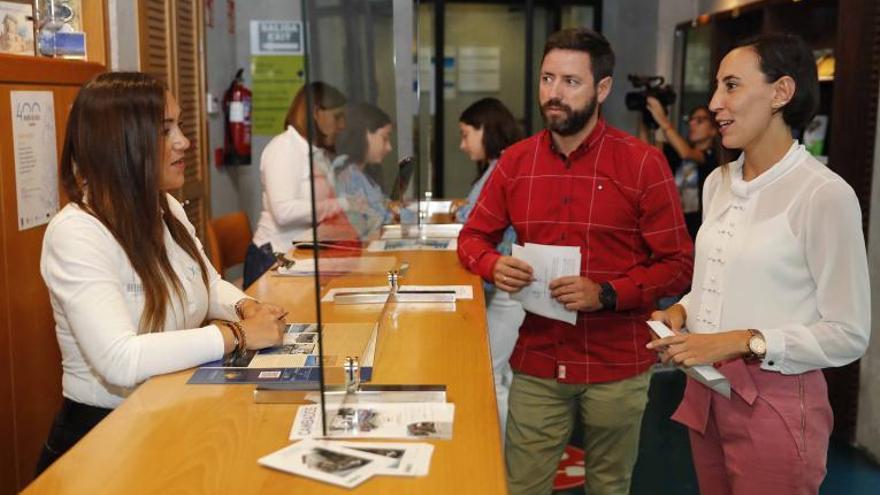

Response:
(638, 99), (718, 240)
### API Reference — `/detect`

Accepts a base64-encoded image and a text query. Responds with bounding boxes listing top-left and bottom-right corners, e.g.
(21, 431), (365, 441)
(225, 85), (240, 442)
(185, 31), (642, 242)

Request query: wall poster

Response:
(10, 91), (58, 230)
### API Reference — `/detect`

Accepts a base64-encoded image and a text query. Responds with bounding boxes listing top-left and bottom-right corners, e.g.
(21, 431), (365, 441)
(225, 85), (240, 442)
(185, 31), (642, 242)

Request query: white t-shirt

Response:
(40, 194), (245, 408)
(252, 126), (345, 252)
(679, 142), (870, 375)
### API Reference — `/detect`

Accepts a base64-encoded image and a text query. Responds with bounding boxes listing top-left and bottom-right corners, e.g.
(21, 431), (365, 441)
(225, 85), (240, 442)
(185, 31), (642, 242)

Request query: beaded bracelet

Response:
(224, 321), (245, 356)
(228, 320), (247, 355)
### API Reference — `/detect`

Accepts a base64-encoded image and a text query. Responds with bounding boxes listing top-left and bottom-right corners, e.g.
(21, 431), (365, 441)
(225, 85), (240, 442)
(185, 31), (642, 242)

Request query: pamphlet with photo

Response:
(258, 439), (394, 488)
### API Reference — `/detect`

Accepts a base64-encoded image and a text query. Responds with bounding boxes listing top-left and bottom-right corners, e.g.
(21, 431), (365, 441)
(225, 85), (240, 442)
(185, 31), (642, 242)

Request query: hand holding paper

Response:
(646, 320), (731, 398)
(493, 255), (534, 292)
(510, 243), (581, 325)
(548, 276), (602, 312)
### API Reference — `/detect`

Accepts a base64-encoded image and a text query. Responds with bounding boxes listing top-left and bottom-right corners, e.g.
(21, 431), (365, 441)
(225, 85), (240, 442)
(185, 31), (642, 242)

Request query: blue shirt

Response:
(456, 160), (517, 294)
(332, 155), (392, 240)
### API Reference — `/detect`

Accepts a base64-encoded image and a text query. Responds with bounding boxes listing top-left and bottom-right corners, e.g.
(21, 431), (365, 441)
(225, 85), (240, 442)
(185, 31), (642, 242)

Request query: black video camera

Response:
(625, 75), (677, 129)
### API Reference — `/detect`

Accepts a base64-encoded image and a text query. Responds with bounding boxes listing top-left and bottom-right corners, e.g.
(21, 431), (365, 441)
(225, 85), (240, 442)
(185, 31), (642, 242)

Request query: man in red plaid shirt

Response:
(458, 28), (694, 495)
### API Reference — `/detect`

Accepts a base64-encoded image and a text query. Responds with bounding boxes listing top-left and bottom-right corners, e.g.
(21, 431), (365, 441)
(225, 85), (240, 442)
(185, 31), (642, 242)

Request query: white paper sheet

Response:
(334, 441), (434, 477)
(276, 256), (398, 276)
(646, 321), (731, 398)
(258, 439), (393, 488)
(510, 243), (581, 325)
(321, 285), (473, 302)
(10, 91), (58, 230)
(291, 402), (455, 440)
(367, 238), (457, 252)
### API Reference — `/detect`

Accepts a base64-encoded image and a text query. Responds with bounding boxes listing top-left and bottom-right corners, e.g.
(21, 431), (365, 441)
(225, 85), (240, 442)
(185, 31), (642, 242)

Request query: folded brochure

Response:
(646, 320), (731, 398)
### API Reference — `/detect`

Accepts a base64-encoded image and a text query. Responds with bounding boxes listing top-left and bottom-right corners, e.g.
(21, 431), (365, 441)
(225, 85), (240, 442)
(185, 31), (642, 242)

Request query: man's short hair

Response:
(542, 28), (615, 83)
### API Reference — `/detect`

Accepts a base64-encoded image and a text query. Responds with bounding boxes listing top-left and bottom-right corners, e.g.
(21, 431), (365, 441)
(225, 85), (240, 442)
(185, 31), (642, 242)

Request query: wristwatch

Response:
(598, 282), (617, 311)
(746, 329), (767, 361)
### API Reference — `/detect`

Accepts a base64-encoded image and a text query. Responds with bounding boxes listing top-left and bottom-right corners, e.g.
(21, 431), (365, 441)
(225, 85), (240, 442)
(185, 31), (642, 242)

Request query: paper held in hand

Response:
(510, 243), (581, 325)
(646, 321), (732, 399)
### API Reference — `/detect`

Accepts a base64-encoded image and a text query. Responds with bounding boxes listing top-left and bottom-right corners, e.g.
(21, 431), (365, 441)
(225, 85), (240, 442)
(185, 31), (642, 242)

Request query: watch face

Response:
(749, 335), (767, 355)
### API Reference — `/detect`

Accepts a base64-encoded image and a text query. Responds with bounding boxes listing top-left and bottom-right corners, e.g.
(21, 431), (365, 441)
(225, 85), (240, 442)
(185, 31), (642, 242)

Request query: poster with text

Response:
(251, 55), (305, 136)
(11, 91), (58, 230)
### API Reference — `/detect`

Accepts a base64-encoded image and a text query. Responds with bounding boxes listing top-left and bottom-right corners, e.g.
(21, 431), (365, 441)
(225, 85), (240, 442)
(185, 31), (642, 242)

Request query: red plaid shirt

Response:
(458, 119), (694, 384)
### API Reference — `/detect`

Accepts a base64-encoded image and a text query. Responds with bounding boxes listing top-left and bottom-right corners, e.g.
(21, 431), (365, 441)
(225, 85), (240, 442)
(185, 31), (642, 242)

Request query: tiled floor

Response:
(554, 369), (880, 494)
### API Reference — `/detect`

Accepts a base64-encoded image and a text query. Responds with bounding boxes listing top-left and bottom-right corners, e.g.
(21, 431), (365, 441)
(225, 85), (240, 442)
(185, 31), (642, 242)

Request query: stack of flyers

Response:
(258, 439), (394, 488)
(290, 402), (455, 440)
(259, 440), (435, 487)
(330, 441), (434, 477)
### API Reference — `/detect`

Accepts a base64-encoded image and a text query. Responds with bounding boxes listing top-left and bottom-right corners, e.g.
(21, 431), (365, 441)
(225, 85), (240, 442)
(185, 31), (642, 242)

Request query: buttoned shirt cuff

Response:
(759, 328), (784, 372)
(477, 251), (502, 283)
(607, 278), (640, 311)
(208, 323), (229, 358)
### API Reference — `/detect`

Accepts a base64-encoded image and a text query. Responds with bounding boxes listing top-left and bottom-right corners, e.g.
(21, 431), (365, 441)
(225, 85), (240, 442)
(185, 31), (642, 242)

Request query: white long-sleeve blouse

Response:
(678, 142), (870, 375)
(252, 126), (345, 252)
(40, 194), (245, 408)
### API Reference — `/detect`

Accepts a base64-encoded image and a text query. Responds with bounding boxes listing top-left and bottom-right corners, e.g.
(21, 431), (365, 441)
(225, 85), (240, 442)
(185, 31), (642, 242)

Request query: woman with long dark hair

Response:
(648, 34), (869, 493)
(244, 81), (350, 286)
(37, 72), (285, 474)
(332, 102), (395, 240)
(455, 97), (525, 435)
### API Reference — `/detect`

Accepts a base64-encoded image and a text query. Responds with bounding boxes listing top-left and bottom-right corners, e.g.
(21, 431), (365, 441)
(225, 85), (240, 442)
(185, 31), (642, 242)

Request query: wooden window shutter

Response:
(138, 0), (210, 237)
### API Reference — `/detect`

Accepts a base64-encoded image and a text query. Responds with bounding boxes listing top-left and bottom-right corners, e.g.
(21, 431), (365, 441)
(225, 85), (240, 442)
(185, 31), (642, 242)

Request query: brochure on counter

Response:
(367, 238), (457, 252)
(188, 322), (377, 386)
(258, 439), (435, 488)
(290, 402), (455, 440)
(258, 439), (393, 488)
(274, 256), (398, 276)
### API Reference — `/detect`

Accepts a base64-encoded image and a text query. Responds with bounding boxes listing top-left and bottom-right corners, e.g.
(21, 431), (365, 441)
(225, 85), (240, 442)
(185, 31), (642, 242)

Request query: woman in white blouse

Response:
(648, 34), (869, 494)
(37, 73), (286, 474)
(244, 82), (352, 287)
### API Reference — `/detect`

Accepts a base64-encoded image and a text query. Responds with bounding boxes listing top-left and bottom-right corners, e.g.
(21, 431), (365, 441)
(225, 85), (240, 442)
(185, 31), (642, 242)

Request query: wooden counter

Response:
(23, 250), (507, 494)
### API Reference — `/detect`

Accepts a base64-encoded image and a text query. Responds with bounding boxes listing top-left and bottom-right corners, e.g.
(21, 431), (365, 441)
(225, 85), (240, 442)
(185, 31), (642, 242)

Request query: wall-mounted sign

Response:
(250, 20), (303, 55)
(10, 91), (58, 230)
(252, 55), (305, 136)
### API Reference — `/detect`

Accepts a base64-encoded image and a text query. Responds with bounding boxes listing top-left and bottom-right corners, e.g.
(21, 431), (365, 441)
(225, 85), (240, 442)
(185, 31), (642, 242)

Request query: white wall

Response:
(599, 0), (659, 135)
(108, 0), (139, 70)
(207, 1), (303, 224)
(858, 89), (880, 460)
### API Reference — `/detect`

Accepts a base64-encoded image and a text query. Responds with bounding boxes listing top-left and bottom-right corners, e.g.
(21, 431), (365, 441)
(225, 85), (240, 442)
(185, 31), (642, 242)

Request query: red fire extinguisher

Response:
(222, 68), (252, 165)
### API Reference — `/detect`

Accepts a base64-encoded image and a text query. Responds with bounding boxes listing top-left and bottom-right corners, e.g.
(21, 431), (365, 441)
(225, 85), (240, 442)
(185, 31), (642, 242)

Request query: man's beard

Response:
(541, 96), (597, 136)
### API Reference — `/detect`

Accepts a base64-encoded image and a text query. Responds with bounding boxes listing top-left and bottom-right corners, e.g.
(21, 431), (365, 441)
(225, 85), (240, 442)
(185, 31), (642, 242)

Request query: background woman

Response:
(332, 102), (395, 240)
(455, 97), (525, 434)
(37, 72), (285, 474)
(244, 81), (349, 287)
(639, 100), (719, 239)
(648, 34), (869, 494)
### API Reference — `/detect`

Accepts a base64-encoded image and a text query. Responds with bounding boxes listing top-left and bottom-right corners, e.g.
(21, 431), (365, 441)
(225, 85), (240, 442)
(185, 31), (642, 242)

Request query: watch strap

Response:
(599, 282), (617, 311)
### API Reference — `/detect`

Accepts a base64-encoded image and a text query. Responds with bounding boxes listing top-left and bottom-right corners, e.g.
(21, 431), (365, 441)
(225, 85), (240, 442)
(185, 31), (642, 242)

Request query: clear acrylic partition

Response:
(300, 0), (420, 437)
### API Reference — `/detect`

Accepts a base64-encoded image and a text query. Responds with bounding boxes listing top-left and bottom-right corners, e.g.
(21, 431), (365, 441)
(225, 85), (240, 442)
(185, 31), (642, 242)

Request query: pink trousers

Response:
(672, 360), (833, 495)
